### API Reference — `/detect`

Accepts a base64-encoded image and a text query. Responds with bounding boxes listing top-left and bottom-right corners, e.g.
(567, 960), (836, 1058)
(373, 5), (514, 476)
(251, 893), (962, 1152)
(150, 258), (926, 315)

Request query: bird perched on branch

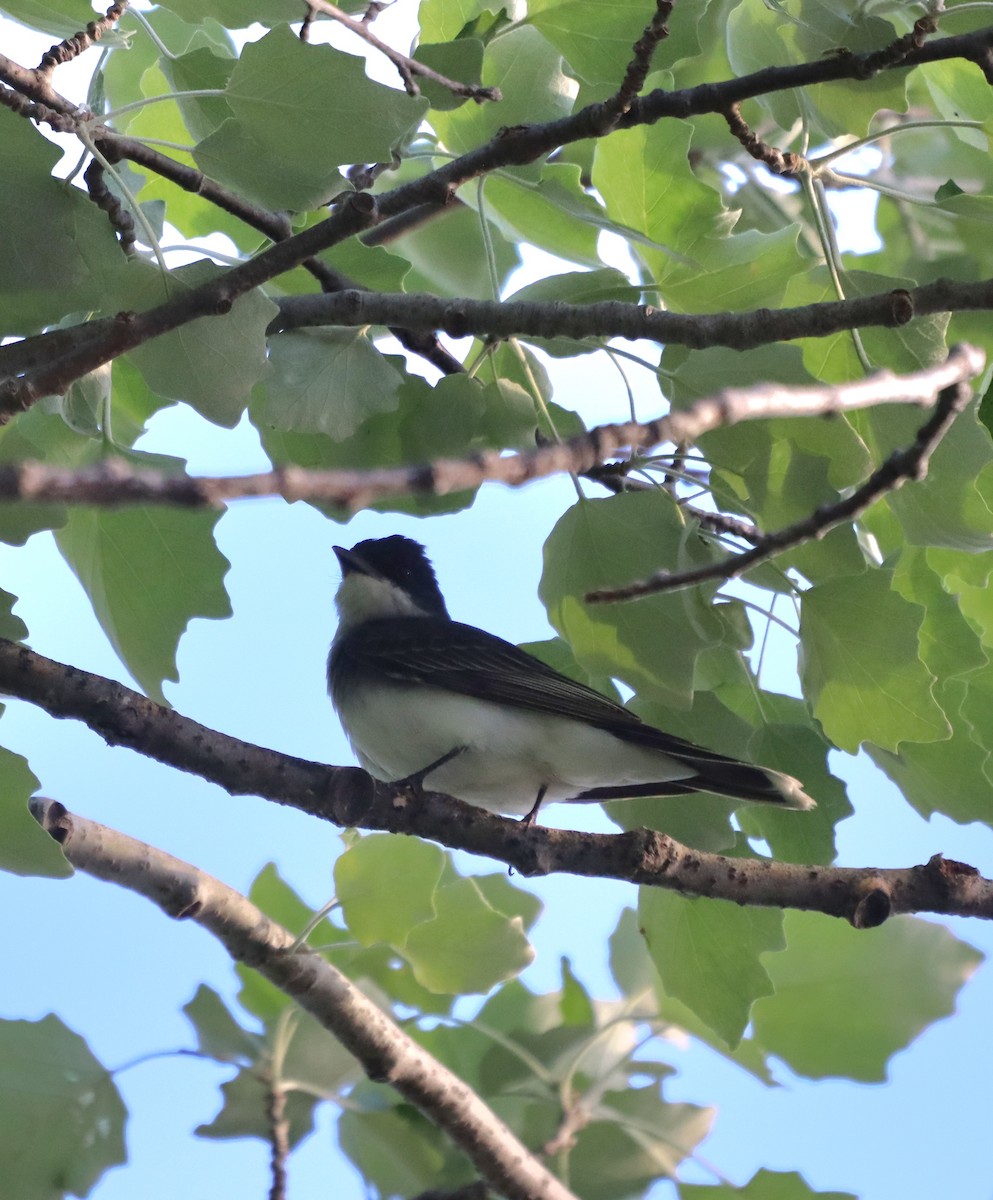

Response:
(328, 535), (816, 825)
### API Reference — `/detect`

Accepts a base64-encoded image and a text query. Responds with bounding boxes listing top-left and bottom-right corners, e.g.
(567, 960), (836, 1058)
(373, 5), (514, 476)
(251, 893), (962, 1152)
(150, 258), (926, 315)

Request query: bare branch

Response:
(305, 0), (502, 102)
(599, 0), (673, 126)
(0, 346), (980, 512)
(267, 1085), (289, 1200)
(587, 376), (976, 602)
(7, 643), (993, 925)
(300, 4), (317, 42)
(36, 1), (128, 75)
(83, 158), (136, 255)
(723, 102), (805, 177)
(30, 798), (577, 1200)
(267, 279), (975, 348)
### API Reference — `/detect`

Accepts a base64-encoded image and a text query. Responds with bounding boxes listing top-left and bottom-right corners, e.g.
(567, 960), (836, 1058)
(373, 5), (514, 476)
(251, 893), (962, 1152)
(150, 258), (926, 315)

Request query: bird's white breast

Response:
(336, 680), (695, 816)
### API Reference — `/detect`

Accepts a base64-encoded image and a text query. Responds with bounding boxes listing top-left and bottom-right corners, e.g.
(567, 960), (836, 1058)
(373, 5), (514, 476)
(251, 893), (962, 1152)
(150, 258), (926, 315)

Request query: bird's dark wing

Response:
(331, 616), (641, 727)
(333, 617), (730, 759)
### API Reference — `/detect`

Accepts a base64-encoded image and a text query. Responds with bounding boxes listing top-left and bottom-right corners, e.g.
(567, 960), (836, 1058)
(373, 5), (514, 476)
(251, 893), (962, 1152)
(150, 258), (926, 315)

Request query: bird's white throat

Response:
(334, 572), (430, 636)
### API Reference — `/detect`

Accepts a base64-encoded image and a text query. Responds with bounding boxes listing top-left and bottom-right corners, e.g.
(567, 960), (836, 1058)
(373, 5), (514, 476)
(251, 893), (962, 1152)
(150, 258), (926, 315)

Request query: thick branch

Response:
(30, 798), (575, 1200)
(587, 375), (976, 601)
(0, 346), (980, 511)
(5, 642), (993, 925)
(269, 278), (984, 347)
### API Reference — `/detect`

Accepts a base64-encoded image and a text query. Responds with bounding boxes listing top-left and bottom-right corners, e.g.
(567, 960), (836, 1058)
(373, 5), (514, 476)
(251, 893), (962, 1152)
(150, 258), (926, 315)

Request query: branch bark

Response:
(30, 798), (576, 1200)
(0, 346), (980, 511)
(6, 642), (993, 925)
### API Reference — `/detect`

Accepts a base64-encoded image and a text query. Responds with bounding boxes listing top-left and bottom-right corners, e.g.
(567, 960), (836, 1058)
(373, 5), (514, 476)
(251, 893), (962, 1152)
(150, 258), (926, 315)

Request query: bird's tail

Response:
(576, 758), (817, 811)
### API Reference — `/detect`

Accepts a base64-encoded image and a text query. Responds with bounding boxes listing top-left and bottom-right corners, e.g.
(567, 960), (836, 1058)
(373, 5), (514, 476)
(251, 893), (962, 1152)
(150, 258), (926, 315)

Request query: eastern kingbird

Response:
(328, 535), (816, 824)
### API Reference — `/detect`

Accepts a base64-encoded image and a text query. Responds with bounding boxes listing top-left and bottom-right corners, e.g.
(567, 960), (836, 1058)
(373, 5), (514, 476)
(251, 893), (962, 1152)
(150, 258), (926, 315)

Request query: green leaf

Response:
(892, 547), (989, 684)
(569, 1096), (715, 1197)
(479, 165), (608, 269)
(160, 0), (317, 28)
(261, 331), (404, 439)
(528, 0), (658, 86)
(726, 1), (905, 139)
(54, 456), (232, 704)
(119, 260), (276, 429)
(196, 12), (433, 207)
(0, 0), (100, 37)
(799, 569), (950, 753)
(183, 985), (262, 1064)
(335, 834), (445, 947)
(609, 907), (775, 1084)
(339, 1107), (448, 1196)
(639, 889), (786, 1047)
(196, 1070), (320, 1148)
(404, 877), (535, 994)
(752, 912), (983, 1081)
(0, 1015), (126, 1198)
(432, 25), (574, 156)
(739, 722), (852, 866)
(471, 872), (543, 931)
(194, 117), (346, 212)
(540, 494), (726, 707)
(415, 39), (485, 111)
(160, 46), (235, 142)
(386, 185), (521, 299)
(559, 957), (595, 1026)
(682, 1168), (857, 1200)
(592, 119), (725, 288)
(0, 747), (70, 879)
(0, 109), (129, 334)
(884, 403), (993, 551)
(418, 0), (496, 43)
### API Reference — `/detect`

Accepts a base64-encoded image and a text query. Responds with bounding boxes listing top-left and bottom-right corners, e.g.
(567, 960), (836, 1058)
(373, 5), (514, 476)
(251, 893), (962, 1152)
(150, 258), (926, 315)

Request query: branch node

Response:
(849, 881), (891, 929)
(889, 288), (914, 325)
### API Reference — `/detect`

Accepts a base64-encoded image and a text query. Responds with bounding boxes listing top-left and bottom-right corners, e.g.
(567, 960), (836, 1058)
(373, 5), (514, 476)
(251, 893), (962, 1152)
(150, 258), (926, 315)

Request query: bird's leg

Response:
(520, 785), (548, 829)
(392, 745), (467, 794)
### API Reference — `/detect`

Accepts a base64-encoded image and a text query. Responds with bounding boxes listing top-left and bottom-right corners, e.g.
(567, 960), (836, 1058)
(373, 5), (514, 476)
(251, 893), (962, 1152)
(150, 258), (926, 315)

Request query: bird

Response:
(327, 535), (816, 825)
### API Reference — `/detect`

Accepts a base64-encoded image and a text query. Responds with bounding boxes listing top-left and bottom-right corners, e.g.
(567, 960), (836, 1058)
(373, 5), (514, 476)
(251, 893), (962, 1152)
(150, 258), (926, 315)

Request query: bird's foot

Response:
(518, 785), (547, 830)
(392, 745), (466, 798)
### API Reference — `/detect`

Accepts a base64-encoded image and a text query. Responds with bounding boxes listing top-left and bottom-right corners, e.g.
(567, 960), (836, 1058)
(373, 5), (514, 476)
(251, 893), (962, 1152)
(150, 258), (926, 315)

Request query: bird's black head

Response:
(333, 536), (449, 618)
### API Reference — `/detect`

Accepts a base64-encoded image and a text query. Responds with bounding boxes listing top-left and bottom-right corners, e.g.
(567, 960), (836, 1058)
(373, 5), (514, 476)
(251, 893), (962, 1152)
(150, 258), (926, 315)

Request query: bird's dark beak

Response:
(333, 544), (368, 577)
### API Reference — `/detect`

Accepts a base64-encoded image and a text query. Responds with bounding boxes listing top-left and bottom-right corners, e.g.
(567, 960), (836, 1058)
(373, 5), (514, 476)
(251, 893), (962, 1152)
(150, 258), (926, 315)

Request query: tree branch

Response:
(0, 346), (980, 512)
(586, 376), (975, 602)
(268, 278), (983, 348)
(29, 798), (576, 1200)
(7, 643), (993, 925)
(266, 1084), (289, 1200)
(305, 0), (501, 101)
(36, 1), (128, 76)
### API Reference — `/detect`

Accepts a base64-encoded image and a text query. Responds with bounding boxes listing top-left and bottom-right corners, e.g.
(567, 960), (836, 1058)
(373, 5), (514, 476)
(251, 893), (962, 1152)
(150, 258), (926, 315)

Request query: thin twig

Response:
(267, 1085), (290, 1200)
(299, 3), (316, 42)
(723, 102), (806, 177)
(602, 0), (674, 123)
(587, 377), (974, 602)
(83, 159), (136, 254)
(36, 0), (128, 76)
(305, 0), (501, 101)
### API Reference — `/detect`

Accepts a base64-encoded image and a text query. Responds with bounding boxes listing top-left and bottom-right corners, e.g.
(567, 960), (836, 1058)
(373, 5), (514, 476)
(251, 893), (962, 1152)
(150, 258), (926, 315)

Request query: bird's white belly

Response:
(338, 683), (692, 816)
